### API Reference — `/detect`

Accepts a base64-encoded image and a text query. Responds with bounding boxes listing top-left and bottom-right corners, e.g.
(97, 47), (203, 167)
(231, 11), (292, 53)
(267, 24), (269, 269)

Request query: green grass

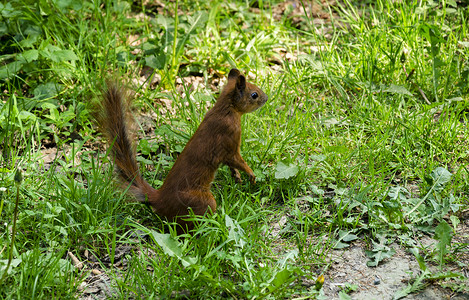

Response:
(1, 0), (468, 298)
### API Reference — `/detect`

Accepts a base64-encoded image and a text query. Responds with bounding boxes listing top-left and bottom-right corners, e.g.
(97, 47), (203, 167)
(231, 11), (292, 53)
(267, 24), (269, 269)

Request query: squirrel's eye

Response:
(251, 92), (258, 99)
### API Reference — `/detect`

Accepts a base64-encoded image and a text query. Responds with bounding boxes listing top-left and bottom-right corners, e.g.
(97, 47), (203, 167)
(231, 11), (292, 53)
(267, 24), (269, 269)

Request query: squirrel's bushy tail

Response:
(97, 82), (155, 202)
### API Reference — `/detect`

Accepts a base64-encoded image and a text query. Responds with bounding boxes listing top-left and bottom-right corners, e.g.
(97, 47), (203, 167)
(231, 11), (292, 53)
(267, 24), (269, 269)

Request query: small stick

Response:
(403, 65), (431, 105)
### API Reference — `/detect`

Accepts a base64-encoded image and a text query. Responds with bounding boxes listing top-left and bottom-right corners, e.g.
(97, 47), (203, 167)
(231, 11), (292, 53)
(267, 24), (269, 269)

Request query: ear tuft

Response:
(228, 69), (241, 80)
(236, 74), (246, 92)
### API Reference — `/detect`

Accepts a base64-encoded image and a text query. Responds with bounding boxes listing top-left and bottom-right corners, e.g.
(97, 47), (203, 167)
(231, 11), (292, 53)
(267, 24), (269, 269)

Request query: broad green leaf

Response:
(0, 22), (6, 36)
(18, 49), (39, 62)
(311, 154), (326, 161)
(51, 205), (66, 214)
(434, 220), (452, 267)
(275, 162), (299, 179)
(366, 248), (396, 267)
(145, 53), (166, 70)
(310, 184), (324, 195)
(365, 242), (396, 267)
(155, 14), (173, 28)
(446, 97), (464, 102)
(338, 291), (352, 300)
(112, 0), (130, 13)
(34, 82), (63, 100)
(277, 249), (298, 268)
(18, 111), (37, 123)
(393, 283), (420, 300)
(426, 271), (463, 281)
(39, 44), (62, 60)
(337, 230), (359, 242)
(342, 233), (359, 242)
(51, 49), (79, 62)
(151, 231), (182, 256)
(226, 215), (246, 248)
(447, 0), (457, 7)
(1, 3), (22, 18)
(136, 156), (154, 165)
(383, 200), (400, 210)
(55, 0), (75, 9)
(384, 84), (412, 96)
(19, 34), (40, 48)
(175, 12), (208, 58)
(150, 230), (197, 267)
(321, 117), (340, 128)
(388, 186), (409, 201)
(0, 259), (22, 274)
(54, 225), (68, 236)
(333, 241), (349, 249)
(0, 61), (23, 79)
(430, 167), (452, 192)
(269, 268), (295, 292)
(449, 215), (460, 231)
(409, 247), (427, 271)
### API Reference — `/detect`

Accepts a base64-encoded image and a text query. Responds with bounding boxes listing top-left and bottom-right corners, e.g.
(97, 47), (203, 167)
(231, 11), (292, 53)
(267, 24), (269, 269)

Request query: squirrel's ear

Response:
(236, 74), (246, 92)
(228, 69), (241, 80)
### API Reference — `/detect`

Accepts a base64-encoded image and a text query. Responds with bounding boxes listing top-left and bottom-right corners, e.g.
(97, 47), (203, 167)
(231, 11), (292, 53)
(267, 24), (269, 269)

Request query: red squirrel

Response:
(97, 69), (268, 231)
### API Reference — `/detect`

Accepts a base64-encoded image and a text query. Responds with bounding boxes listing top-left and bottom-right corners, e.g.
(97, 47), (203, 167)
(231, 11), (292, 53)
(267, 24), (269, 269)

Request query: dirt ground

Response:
(322, 220), (469, 299)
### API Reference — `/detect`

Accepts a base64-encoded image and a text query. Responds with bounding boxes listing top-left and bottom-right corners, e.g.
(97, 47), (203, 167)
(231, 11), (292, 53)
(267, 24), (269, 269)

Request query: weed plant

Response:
(0, 0), (468, 298)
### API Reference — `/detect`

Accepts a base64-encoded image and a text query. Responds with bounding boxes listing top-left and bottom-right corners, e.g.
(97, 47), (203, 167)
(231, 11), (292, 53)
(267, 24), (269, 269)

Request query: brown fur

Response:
(97, 69), (268, 231)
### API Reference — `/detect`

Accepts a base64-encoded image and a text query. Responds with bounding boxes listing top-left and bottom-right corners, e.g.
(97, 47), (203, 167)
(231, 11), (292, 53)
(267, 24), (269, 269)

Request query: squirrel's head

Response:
(224, 68), (268, 114)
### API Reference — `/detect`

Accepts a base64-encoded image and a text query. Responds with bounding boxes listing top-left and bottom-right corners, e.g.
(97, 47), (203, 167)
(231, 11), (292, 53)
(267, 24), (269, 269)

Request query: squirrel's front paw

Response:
(231, 168), (242, 183)
(248, 173), (256, 185)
